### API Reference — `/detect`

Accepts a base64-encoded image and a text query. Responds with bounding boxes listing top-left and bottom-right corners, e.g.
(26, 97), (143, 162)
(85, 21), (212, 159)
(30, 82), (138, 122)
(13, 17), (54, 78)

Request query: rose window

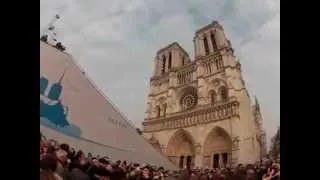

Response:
(181, 94), (197, 110)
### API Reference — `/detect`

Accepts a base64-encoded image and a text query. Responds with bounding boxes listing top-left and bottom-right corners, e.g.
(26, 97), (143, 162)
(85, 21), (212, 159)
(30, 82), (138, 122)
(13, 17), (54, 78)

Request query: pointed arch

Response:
(163, 103), (167, 117)
(203, 36), (210, 55)
(218, 86), (228, 101)
(210, 32), (218, 51)
(166, 129), (195, 156)
(202, 126), (232, 168)
(166, 129), (196, 168)
(209, 90), (217, 104)
(211, 78), (227, 88)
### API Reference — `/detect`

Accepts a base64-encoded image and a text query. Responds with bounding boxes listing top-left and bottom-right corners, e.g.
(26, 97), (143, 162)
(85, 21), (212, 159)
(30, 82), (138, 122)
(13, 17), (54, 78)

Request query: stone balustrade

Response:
(143, 97), (239, 132)
(177, 64), (196, 85)
(200, 54), (223, 76)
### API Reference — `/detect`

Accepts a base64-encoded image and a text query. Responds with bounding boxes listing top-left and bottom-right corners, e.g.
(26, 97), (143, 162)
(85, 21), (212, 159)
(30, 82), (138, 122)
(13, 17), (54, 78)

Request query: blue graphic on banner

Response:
(40, 70), (82, 138)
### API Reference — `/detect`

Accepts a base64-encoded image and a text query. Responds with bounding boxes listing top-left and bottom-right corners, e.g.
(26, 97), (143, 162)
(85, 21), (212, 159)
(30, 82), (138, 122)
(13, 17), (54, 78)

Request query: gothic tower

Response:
(143, 21), (265, 168)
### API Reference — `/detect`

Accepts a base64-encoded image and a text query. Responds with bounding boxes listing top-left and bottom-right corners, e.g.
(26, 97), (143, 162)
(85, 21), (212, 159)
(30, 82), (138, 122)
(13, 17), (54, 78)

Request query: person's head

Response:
(158, 166), (164, 173)
(59, 143), (69, 153)
(106, 163), (114, 172)
(48, 139), (57, 147)
(55, 149), (68, 163)
(99, 158), (110, 168)
(40, 143), (48, 154)
(79, 159), (90, 171)
(91, 158), (100, 167)
(245, 168), (256, 180)
(142, 166), (151, 178)
(40, 154), (58, 172)
(76, 150), (84, 160)
(116, 160), (121, 166)
(122, 160), (127, 166)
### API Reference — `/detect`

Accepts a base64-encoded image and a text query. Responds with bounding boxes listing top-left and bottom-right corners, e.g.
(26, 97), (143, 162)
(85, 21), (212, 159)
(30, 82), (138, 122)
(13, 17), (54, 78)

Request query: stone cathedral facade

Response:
(142, 21), (267, 169)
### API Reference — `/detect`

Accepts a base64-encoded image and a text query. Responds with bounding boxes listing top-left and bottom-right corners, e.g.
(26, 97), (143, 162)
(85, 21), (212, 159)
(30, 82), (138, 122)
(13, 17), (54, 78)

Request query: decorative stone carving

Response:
(195, 143), (202, 155)
(160, 145), (166, 153)
(181, 94), (197, 110)
(213, 79), (220, 87)
(232, 136), (240, 151)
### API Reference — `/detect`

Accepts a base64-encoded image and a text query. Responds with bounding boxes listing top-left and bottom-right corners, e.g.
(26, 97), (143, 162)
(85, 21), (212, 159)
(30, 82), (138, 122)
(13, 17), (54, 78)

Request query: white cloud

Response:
(41, 0), (280, 146)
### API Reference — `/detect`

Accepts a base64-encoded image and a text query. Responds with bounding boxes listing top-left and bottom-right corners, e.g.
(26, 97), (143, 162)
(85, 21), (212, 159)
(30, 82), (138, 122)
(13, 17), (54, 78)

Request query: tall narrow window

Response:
(219, 86), (228, 101)
(210, 91), (217, 104)
(156, 106), (161, 117)
(203, 36), (210, 55)
(168, 52), (172, 69)
(210, 33), (218, 52)
(163, 103), (167, 117)
(182, 56), (185, 66)
(161, 56), (166, 74)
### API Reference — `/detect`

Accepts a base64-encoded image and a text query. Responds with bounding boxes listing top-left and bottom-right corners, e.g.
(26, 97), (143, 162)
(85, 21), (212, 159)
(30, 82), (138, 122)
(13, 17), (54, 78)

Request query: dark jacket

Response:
(69, 168), (91, 180)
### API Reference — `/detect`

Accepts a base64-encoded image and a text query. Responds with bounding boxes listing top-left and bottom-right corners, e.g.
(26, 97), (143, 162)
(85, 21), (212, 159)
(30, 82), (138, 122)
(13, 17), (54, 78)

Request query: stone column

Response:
(195, 37), (200, 57)
(173, 48), (179, 68)
(231, 137), (240, 166)
(193, 38), (197, 59)
(197, 77), (207, 106)
(199, 36), (205, 57)
(154, 56), (159, 76)
(216, 29), (228, 48)
(168, 72), (176, 87)
(194, 143), (202, 168)
(219, 153), (224, 168)
(165, 52), (169, 73)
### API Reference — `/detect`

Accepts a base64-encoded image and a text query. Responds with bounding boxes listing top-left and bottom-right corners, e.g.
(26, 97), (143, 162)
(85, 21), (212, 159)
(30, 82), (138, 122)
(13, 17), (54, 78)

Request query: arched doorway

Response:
(202, 127), (232, 168)
(166, 129), (195, 169)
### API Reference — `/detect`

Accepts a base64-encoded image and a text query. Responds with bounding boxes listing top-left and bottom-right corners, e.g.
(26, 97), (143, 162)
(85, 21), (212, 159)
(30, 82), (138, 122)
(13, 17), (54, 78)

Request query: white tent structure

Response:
(40, 41), (176, 169)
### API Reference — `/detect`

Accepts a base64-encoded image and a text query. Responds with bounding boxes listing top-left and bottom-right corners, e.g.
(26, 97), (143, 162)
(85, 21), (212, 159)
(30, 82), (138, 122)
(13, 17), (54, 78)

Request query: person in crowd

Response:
(40, 132), (280, 180)
(69, 159), (91, 180)
(55, 148), (70, 180)
(40, 153), (62, 180)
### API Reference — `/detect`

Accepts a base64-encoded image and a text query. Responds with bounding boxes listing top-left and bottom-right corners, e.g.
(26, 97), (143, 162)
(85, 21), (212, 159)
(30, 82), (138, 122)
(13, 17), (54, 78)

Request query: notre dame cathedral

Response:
(142, 21), (267, 169)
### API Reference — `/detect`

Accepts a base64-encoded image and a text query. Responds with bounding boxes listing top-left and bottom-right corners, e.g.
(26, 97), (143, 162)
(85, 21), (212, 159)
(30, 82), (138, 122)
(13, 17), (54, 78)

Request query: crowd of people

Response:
(40, 133), (280, 180)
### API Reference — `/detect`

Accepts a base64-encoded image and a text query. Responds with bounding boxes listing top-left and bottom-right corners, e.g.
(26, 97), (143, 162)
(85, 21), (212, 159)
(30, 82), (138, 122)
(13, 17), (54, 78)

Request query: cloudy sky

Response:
(40, 0), (280, 147)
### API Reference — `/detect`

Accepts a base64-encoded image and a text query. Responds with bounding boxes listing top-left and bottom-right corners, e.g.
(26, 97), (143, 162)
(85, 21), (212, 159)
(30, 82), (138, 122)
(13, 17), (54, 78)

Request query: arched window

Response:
(219, 86), (228, 101)
(161, 56), (166, 74)
(210, 90), (217, 104)
(168, 52), (172, 69)
(203, 36), (210, 55)
(163, 103), (167, 117)
(156, 106), (161, 117)
(210, 33), (218, 52)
